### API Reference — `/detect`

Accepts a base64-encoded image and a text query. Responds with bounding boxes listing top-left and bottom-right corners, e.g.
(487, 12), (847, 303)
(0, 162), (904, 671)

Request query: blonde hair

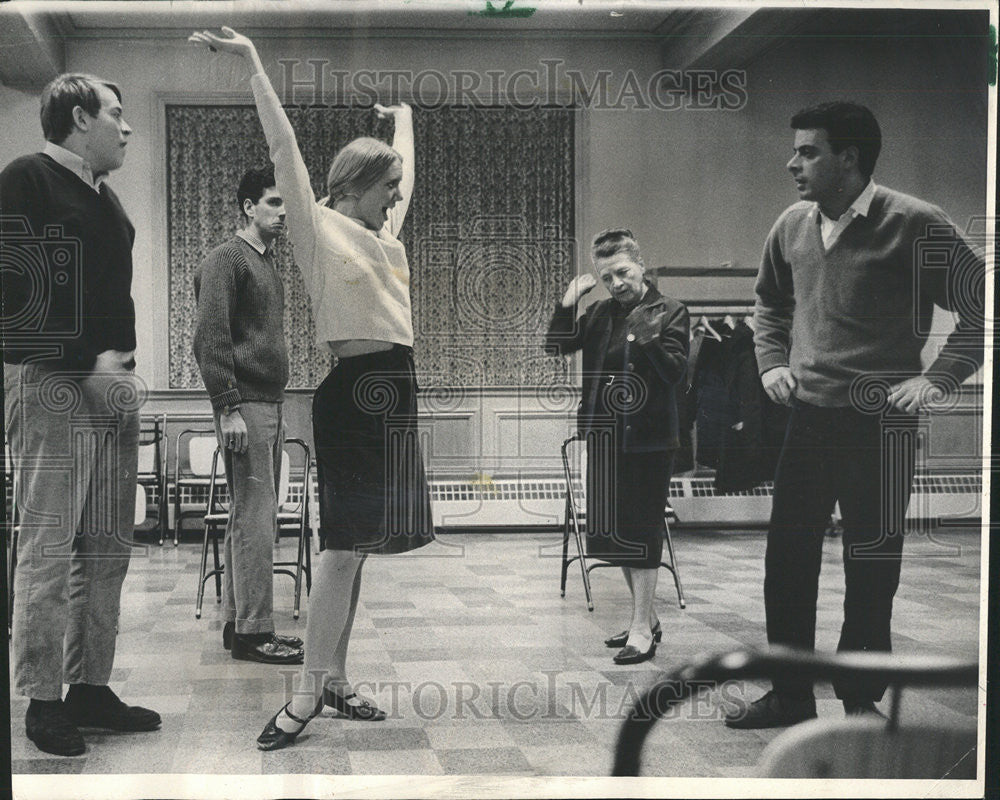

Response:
(326, 136), (402, 206)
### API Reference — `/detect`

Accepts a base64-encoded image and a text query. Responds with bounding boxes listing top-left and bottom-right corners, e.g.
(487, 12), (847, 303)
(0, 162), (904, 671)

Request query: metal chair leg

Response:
(212, 534), (222, 603)
(195, 521), (210, 619)
(560, 495), (571, 597)
(662, 519), (685, 609)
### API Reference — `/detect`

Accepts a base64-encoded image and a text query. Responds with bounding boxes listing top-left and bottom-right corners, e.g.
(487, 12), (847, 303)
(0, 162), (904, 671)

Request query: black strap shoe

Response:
(323, 688), (387, 721)
(231, 633), (304, 664)
(223, 621), (303, 651)
(605, 622), (662, 649)
(26, 700), (86, 756)
(257, 698), (324, 751)
(63, 685), (161, 732)
(724, 690), (817, 729)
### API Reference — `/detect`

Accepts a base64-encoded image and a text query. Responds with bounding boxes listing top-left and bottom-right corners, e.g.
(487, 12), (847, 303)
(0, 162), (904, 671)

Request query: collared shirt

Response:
(42, 141), (105, 192)
(818, 179), (877, 249)
(235, 227), (270, 256)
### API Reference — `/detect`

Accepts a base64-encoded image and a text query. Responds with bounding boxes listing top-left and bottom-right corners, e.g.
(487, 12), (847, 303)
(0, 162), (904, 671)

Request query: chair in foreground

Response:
(195, 438), (313, 620)
(560, 434), (685, 612)
(612, 647), (978, 780)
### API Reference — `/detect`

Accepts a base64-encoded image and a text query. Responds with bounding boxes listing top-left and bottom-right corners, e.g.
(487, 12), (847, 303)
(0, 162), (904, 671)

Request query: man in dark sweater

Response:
(193, 166), (302, 664)
(726, 101), (985, 729)
(2, 74), (160, 756)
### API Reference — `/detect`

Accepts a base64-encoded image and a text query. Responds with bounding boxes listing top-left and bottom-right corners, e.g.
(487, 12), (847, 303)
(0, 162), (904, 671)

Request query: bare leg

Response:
(625, 567), (659, 649)
(283, 549), (364, 722)
(621, 565), (658, 631)
(325, 556), (366, 698)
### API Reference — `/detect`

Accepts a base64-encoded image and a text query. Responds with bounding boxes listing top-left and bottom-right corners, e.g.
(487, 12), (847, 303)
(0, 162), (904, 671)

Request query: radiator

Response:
(162, 472), (983, 530)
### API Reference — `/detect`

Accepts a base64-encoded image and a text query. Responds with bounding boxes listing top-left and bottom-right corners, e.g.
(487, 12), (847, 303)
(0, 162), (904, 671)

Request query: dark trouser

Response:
(764, 399), (918, 702)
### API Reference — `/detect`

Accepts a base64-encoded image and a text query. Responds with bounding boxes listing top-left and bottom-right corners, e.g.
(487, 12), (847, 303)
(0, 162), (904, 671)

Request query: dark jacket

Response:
(545, 282), (689, 452)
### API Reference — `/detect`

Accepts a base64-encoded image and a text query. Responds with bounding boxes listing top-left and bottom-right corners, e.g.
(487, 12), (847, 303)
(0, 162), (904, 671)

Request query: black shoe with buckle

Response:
(63, 684), (161, 732)
(605, 622), (662, 649)
(231, 633), (304, 664)
(323, 687), (387, 721)
(257, 698), (324, 751)
(25, 700), (86, 756)
(724, 690), (817, 729)
(223, 621), (303, 651)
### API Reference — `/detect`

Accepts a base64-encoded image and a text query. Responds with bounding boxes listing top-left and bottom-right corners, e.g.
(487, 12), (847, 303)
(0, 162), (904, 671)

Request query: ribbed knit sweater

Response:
(754, 186), (985, 407)
(193, 236), (289, 410)
(1, 153), (136, 371)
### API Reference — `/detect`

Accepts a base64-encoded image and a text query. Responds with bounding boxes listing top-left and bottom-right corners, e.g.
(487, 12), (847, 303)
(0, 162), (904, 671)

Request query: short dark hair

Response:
(40, 73), (122, 144)
(790, 101), (882, 180)
(591, 228), (642, 265)
(237, 166), (277, 219)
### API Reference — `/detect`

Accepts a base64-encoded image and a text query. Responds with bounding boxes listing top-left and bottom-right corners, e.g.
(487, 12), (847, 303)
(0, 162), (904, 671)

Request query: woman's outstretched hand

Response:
(374, 103), (412, 121)
(189, 26), (257, 59)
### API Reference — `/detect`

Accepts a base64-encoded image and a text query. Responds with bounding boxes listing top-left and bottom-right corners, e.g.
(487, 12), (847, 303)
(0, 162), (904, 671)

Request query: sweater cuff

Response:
(926, 355), (980, 388)
(209, 387), (242, 412)
(756, 352), (789, 377)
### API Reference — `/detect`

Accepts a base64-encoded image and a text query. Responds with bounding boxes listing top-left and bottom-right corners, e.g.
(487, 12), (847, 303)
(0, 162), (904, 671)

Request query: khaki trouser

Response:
(5, 361), (140, 700)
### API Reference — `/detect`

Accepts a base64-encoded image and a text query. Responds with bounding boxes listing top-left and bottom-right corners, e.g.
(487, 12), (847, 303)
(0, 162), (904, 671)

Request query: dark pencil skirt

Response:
(585, 436), (674, 569)
(313, 344), (436, 554)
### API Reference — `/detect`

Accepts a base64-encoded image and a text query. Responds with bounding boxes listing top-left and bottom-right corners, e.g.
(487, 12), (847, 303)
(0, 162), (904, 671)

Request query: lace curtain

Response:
(166, 103), (575, 389)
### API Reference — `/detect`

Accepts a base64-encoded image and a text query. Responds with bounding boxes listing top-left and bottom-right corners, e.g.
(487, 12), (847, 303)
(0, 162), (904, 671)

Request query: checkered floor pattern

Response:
(9, 527), (982, 781)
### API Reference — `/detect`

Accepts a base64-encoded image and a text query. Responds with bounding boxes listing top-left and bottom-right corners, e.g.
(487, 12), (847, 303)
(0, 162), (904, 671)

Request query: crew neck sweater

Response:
(754, 186), (985, 407)
(1, 153), (136, 371)
(250, 73), (414, 350)
(193, 236), (289, 411)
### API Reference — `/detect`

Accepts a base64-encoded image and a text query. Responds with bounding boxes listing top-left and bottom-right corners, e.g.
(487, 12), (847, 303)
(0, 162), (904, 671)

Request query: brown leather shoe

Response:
(724, 690), (816, 729)
(231, 633), (304, 664)
(63, 685), (161, 732)
(223, 621), (303, 651)
(25, 700), (86, 756)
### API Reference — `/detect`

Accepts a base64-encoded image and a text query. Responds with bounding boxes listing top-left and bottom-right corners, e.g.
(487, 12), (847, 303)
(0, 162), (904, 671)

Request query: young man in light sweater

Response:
(725, 101), (985, 728)
(193, 166), (303, 664)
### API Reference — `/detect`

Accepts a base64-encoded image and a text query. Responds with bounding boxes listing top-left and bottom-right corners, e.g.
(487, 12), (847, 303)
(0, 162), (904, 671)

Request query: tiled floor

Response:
(8, 526), (983, 793)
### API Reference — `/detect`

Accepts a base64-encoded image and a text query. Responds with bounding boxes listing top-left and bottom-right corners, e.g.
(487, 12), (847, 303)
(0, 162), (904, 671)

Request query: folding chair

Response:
(173, 428), (223, 546)
(560, 433), (685, 612)
(136, 413), (168, 543)
(195, 438), (313, 620)
(612, 647), (978, 779)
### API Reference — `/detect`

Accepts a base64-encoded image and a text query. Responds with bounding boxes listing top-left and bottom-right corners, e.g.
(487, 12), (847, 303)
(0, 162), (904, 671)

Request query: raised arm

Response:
(189, 27), (318, 282)
(376, 103), (414, 237)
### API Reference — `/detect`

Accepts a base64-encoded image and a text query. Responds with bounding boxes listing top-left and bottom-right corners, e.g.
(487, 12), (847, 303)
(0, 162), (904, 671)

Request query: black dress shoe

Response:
(63, 685), (161, 732)
(223, 621), (303, 651)
(724, 690), (817, 729)
(25, 700), (86, 756)
(844, 700), (888, 720)
(612, 638), (657, 665)
(257, 698), (324, 751)
(605, 622), (662, 649)
(232, 633), (304, 664)
(323, 688), (387, 721)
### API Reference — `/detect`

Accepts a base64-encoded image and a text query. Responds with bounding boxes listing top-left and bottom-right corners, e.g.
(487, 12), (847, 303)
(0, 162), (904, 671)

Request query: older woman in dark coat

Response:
(546, 229), (689, 664)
